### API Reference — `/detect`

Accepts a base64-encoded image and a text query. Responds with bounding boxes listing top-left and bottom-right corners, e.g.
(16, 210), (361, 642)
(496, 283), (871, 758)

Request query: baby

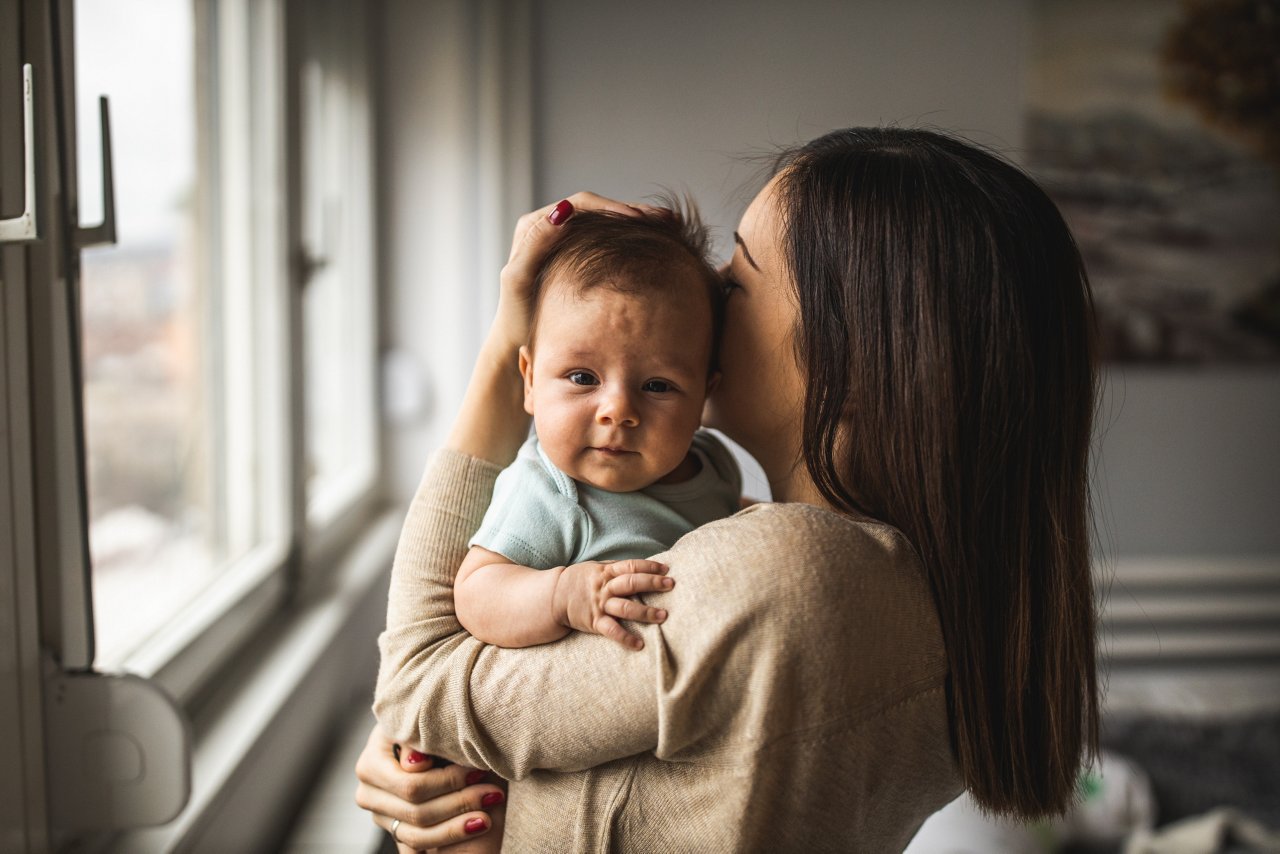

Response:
(454, 203), (741, 652)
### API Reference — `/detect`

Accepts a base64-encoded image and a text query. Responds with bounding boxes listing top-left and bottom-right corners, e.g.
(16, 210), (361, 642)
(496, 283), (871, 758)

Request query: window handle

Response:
(74, 96), (117, 249)
(0, 64), (39, 244)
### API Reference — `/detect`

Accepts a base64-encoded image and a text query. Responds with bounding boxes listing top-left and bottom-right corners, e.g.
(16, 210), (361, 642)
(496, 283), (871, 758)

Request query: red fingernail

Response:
(465, 817), (487, 834)
(548, 199), (573, 225)
(466, 770), (488, 786)
(405, 750), (428, 765)
(481, 791), (505, 807)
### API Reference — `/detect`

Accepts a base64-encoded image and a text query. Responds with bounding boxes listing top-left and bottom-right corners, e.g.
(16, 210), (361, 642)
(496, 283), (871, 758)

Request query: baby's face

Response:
(520, 275), (715, 493)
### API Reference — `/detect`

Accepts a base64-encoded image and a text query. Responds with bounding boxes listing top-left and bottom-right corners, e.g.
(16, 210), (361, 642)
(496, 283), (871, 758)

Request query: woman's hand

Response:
(447, 193), (667, 465)
(354, 724), (505, 852)
(490, 193), (669, 354)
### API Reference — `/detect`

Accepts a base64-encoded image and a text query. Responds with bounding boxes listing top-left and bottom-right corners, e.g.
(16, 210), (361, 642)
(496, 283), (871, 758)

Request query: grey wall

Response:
(528, 0), (1280, 560)
(533, 0), (1031, 258)
(1095, 369), (1280, 556)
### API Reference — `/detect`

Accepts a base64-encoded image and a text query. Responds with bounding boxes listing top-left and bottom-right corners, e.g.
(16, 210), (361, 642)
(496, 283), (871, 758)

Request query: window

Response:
(71, 0), (375, 690)
(75, 0), (289, 674)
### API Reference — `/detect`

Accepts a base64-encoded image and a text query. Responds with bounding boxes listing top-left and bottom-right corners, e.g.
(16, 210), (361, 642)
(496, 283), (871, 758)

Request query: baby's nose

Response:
(596, 387), (639, 427)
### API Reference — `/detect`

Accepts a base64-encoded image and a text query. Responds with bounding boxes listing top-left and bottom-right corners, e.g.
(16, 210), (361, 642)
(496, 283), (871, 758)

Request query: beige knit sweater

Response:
(374, 449), (962, 852)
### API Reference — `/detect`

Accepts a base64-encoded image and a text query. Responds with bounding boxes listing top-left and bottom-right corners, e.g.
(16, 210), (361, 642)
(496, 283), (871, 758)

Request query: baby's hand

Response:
(552, 559), (674, 650)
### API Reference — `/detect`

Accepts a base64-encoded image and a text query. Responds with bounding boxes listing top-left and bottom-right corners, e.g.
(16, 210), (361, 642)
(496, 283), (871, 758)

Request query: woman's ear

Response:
(518, 346), (536, 416)
(705, 370), (721, 396)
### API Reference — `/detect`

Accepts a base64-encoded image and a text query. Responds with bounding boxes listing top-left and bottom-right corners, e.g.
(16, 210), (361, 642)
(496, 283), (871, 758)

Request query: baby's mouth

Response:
(592, 446), (636, 456)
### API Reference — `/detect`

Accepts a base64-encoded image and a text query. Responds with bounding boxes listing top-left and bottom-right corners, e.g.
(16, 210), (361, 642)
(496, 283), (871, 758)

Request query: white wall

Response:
(381, 0), (1280, 563)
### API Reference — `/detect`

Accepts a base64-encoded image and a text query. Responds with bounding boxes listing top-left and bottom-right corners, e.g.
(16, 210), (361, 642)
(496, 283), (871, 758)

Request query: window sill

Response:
(105, 509), (399, 854)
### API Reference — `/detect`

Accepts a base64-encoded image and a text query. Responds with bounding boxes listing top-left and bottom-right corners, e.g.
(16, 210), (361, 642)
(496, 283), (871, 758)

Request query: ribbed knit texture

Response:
(375, 449), (962, 852)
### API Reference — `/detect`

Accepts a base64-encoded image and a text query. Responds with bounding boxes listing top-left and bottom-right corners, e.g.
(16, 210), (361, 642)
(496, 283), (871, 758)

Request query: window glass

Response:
(76, 0), (278, 666)
(299, 0), (376, 525)
(76, 0), (220, 664)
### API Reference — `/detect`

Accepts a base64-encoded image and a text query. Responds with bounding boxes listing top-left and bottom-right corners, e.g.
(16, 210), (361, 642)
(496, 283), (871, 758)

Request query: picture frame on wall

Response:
(1026, 0), (1280, 364)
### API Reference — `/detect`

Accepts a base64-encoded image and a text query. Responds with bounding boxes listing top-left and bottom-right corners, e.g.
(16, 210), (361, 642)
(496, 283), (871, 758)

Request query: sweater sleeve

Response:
(374, 449), (948, 781)
(373, 448), (660, 778)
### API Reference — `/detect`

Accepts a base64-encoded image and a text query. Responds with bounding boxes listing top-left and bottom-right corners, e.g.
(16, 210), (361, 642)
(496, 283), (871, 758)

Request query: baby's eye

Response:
(568, 371), (598, 386)
(721, 277), (742, 297)
(642, 379), (674, 393)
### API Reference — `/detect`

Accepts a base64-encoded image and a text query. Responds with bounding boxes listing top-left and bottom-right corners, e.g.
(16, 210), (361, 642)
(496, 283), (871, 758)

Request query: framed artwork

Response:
(1026, 0), (1280, 363)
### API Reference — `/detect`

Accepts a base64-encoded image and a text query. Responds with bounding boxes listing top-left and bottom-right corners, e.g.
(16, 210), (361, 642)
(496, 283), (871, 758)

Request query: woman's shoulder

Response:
(690, 501), (920, 566)
(667, 501), (933, 612)
(656, 500), (949, 707)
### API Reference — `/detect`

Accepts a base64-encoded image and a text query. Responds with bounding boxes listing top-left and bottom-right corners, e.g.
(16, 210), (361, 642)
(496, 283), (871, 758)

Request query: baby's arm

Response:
(455, 546), (674, 650)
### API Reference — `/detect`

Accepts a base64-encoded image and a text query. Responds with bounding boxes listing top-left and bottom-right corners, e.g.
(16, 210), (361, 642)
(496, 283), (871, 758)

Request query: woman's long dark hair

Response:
(775, 128), (1099, 817)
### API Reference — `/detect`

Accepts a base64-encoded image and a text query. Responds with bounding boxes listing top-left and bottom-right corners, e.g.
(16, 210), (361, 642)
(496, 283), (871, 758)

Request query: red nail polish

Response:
(548, 199), (573, 225)
(481, 791), (505, 807)
(465, 770), (488, 786)
(465, 817), (487, 834)
(406, 750), (428, 765)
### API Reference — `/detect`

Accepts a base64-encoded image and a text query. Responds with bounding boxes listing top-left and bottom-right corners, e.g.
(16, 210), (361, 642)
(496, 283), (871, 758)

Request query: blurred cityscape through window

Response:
(78, 0), (221, 664)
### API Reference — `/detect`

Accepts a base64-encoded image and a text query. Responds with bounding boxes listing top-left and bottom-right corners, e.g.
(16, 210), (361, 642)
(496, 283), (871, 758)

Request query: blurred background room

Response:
(1, 1), (1276, 852)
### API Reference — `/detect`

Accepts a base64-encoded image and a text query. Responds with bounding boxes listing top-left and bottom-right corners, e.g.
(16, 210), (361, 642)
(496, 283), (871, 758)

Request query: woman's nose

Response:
(596, 387), (639, 427)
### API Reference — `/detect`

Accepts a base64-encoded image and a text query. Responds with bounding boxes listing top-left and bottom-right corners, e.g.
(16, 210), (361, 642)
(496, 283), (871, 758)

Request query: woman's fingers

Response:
(354, 725), (408, 792)
(397, 747), (437, 771)
(355, 732), (480, 805)
(370, 806), (497, 850)
(353, 766), (471, 824)
(358, 776), (504, 830)
(502, 192), (654, 282)
(493, 191), (664, 354)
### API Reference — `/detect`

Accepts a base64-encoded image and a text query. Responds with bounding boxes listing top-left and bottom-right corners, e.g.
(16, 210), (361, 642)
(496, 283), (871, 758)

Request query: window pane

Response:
(76, 0), (224, 665)
(300, 0), (376, 524)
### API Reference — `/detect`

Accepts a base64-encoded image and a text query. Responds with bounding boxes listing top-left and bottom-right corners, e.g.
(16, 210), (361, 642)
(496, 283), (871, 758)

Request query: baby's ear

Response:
(705, 370), (721, 395)
(518, 346), (536, 415)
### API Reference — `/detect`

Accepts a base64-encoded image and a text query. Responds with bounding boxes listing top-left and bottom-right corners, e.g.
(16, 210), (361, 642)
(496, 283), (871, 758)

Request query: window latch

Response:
(0, 64), (40, 244)
(74, 95), (118, 250)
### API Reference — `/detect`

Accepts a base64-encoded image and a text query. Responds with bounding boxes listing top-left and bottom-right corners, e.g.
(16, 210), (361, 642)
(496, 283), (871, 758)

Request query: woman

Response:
(355, 127), (1100, 852)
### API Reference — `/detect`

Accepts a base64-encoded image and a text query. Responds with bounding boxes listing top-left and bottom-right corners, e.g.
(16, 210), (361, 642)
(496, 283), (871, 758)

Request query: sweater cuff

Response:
(422, 447), (505, 520)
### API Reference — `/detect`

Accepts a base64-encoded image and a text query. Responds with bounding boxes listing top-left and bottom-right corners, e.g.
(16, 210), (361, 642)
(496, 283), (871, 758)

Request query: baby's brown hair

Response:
(529, 197), (724, 372)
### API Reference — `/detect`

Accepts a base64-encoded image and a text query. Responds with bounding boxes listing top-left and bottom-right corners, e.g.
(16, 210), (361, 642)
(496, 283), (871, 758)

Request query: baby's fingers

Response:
(593, 614), (645, 651)
(605, 570), (675, 597)
(605, 596), (668, 625)
(603, 559), (668, 579)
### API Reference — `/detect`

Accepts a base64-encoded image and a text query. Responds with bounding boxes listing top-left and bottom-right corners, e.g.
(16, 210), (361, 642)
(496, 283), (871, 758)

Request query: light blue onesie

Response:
(469, 430), (742, 567)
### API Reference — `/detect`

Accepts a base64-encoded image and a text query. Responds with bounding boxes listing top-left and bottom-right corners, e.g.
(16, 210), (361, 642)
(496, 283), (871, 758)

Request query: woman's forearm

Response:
(374, 449), (659, 779)
(444, 328), (530, 466)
